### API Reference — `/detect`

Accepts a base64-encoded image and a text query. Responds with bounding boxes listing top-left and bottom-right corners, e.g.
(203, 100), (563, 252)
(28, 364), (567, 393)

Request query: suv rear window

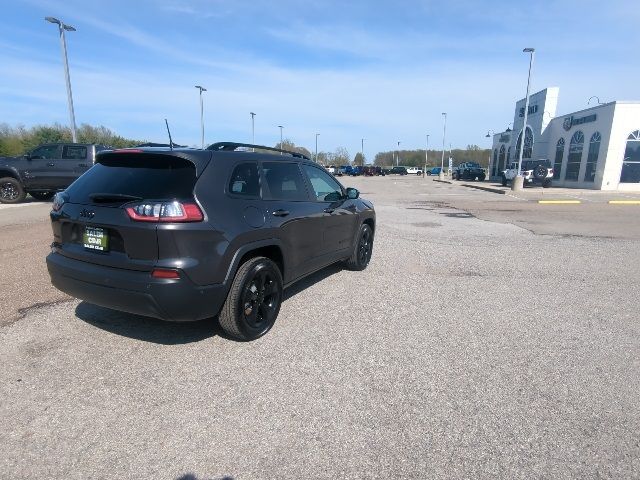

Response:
(65, 153), (197, 203)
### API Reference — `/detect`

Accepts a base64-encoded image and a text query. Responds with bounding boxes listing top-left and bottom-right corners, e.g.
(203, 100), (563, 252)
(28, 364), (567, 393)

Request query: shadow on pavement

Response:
(74, 302), (218, 345)
(73, 263), (344, 344)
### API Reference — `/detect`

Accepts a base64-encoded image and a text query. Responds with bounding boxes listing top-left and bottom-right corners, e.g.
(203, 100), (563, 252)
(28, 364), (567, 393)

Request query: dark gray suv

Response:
(46, 143), (375, 340)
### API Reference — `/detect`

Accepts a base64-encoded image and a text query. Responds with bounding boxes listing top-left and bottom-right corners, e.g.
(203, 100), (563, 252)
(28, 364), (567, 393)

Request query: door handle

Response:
(323, 208), (335, 213)
(47, 162), (55, 167)
(272, 209), (290, 217)
(78, 163), (87, 167)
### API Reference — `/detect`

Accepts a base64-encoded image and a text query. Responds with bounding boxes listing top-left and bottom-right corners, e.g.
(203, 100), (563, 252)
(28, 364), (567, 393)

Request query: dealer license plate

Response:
(83, 226), (109, 252)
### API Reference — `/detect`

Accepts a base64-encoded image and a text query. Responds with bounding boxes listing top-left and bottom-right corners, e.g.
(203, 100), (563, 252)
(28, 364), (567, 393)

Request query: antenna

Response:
(164, 118), (173, 151)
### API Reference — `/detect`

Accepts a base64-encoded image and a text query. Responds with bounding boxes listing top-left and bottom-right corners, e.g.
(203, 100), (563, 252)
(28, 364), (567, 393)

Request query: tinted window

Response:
(302, 164), (343, 201)
(228, 162), (259, 197)
(62, 145), (87, 159)
(31, 145), (59, 159)
(263, 162), (308, 201)
(65, 153), (197, 203)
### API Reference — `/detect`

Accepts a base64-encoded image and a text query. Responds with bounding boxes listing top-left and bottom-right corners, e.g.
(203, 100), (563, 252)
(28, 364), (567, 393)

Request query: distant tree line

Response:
(0, 123), (144, 156)
(374, 144), (491, 169)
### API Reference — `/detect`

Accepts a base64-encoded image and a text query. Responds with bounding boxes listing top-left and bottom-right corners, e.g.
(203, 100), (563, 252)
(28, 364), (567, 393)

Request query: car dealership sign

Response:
(563, 114), (597, 131)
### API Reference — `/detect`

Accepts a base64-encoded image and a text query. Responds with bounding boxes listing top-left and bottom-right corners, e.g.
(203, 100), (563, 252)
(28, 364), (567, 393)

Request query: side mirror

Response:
(346, 187), (359, 199)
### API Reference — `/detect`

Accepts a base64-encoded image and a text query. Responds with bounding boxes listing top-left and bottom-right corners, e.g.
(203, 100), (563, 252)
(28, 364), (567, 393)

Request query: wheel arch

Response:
(224, 239), (286, 286)
(0, 167), (21, 181)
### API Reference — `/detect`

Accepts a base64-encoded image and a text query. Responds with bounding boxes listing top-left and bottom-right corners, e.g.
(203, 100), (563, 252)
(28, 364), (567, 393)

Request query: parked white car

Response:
(406, 166), (423, 175)
(502, 159), (553, 187)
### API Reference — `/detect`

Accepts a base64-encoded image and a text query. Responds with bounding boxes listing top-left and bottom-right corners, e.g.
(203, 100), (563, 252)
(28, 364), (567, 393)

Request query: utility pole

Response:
(361, 138), (364, 166)
(440, 113), (447, 179)
(424, 134), (429, 178)
(250, 112), (256, 151)
(278, 125), (283, 154)
(195, 85), (207, 149)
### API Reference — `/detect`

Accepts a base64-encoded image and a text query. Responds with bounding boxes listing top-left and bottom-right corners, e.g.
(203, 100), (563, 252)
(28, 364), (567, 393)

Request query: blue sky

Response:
(1, 0), (638, 160)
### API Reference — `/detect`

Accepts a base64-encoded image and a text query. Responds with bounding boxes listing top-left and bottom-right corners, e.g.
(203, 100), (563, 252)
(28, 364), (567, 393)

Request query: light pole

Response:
(424, 134), (429, 178)
(513, 47), (535, 191)
(440, 113), (447, 179)
(315, 133), (320, 163)
(397, 141), (400, 166)
(195, 85), (207, 149)
(250, 112), (256, 151)
(278, 125), (284, 154)
(361, 138), (364, 166)
(45, 17), (77, 143)
(485, 130), (495, 180)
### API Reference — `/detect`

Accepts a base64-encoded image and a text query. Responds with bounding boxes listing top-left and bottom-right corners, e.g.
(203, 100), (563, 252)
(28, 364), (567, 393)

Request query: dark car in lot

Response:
(362, 166), (384, 176)
(0, 143), (109, 203)
(387, 166), (408, 175)
(452, 162), (485, 181)
(46, 143), (376, 341)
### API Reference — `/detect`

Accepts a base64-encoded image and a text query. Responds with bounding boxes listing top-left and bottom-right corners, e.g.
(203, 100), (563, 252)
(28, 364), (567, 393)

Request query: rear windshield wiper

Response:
(89, 193), (143, 203)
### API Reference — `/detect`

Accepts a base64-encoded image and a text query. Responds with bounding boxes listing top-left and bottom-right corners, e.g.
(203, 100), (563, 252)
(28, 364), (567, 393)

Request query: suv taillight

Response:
(52, 192), (67, 212)
(125, 201), (203, 222)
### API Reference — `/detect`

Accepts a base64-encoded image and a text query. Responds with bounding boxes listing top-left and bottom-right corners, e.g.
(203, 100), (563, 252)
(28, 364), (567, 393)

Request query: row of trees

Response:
(374, 144), (491, 169)
(0, 123), (144, 156)
(0, 123), (490, 169)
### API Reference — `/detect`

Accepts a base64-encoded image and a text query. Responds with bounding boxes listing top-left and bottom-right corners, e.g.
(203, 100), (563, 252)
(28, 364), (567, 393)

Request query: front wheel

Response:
(218, 257), (283, 341)
(0, 177), (26, 204)
(345, 224), (374, 271)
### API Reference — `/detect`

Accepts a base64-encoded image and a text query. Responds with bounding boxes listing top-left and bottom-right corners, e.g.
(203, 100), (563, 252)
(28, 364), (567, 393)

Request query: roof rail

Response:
(207, 142), (311, 160)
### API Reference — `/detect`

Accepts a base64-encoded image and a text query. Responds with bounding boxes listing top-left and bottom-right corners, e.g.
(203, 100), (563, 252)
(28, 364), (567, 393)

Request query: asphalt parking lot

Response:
(1, 177), (640, 479)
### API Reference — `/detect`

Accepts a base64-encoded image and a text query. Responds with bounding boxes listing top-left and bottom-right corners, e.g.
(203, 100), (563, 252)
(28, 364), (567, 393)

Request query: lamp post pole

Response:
(361, 138), (364, 166)
(315, 133), (320, 163)
(424, 134), (429, 178)
(440, 113), (447, 179)
(397, 141), (400, 167)
(195, 85), (207, 149)
(513, 48), (535, 191)
(250, 112), (256, 151)
(278, 125), (283, 154)
(45, 17), (77, 142)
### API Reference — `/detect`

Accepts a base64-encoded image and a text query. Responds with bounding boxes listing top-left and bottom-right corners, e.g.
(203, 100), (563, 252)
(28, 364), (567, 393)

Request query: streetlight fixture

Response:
(513, 47), (535, 191)
(250, 112), (256, 151)
(588, 96), (603, 105)
(45, 16), (77, 143)
(278, 125), (284, 154)
(440, 113), (447, 179)
(315, 133), (320, 163)
(195, 85), (207, 149)
(485, 130), (495, 179)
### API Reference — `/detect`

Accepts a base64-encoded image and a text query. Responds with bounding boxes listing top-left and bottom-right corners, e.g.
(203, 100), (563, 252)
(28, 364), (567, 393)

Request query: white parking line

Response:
(0, 202), (46, 210)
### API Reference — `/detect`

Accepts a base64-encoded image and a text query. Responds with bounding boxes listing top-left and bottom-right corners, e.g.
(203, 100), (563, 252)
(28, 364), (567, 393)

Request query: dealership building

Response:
(489, 87), (640, 190)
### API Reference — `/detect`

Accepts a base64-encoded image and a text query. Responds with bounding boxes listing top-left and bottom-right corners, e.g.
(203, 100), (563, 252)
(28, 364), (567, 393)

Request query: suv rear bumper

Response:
(46, 252), (227, 322)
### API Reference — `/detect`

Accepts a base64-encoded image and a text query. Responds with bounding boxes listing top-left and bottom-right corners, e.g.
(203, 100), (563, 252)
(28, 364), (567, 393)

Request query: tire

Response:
(533, 165), (547, 180)
(501, 175), (507, 187)
(426, 172), (431, 176)
(0, 177), (26, 204)
(218, 256), (283, 341)
(345, 224), (374, 271)
(29, 191), (55, 201)
(479, 175), (485, 182)
(542, 179), (552, 188)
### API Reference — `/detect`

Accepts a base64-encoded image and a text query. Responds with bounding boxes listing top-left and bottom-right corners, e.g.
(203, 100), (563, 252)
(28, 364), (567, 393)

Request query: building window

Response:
(566, 131), (584, 181)
(621, 130), (640, 183)
(507, 146), (511, 164)
(515, 127), (534, 159)
(498, 145), (505, 173)
(492, 149), (498, 177)
(583, 132), (601, 182)
(553, 138), (564, 180)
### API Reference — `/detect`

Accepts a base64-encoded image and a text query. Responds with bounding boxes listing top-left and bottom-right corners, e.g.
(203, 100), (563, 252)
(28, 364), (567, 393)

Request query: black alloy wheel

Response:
(346, 224), (374, 271)
(0, 177), (26, 204)
(219, 257), (283, 341)
(533, 165), (548, 180)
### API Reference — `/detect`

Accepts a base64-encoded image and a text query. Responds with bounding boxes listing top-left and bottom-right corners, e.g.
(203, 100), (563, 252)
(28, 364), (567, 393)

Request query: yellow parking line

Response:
(608, 200), (640, 205)
(537, 200), (581, 204)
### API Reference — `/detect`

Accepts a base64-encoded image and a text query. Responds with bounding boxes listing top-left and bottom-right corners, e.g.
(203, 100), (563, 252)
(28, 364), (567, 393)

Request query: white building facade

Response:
(490, 87), (640, 190)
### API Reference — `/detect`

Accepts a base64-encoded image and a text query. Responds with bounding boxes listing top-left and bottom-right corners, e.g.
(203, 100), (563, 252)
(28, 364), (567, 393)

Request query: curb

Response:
(460, 183), (506, 194)
(537, 200), (581, 204)
(433, 179), (452, 184)
(608, 200), (640, 205)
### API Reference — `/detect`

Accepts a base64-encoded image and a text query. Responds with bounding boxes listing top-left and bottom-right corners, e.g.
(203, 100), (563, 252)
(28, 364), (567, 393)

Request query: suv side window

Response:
(62, 145), (87, 160)
(30, 145), (60, 160)
(301, 164), (343, 202)
(263, 162), (308, 201)
(228, 162), (260, 197)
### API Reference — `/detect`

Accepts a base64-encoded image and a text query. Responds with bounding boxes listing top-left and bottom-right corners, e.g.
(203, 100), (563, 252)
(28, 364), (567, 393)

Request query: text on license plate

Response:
(83, 226), (109, 252)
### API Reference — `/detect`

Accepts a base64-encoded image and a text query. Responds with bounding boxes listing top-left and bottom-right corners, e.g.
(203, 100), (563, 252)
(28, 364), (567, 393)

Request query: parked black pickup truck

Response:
(0, 143), (109, 203)
(452, 162), (486, 181)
